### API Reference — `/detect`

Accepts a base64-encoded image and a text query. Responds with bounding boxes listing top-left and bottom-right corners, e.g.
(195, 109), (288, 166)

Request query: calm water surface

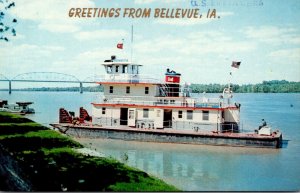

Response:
(0, 91), (299, 191)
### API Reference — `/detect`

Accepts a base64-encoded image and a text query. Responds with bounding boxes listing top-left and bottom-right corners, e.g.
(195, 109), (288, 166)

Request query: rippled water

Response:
(1, 91), (299, 191)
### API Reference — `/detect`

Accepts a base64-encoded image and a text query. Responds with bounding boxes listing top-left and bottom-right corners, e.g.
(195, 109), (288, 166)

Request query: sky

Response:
(0, 0), (300, 89)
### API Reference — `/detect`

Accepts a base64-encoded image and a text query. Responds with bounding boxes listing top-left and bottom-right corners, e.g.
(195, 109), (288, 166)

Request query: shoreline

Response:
(0, 112), (178, 191)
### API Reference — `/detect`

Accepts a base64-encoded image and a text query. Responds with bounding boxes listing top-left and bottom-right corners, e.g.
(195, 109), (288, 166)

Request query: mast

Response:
(131, 25), (133, 62)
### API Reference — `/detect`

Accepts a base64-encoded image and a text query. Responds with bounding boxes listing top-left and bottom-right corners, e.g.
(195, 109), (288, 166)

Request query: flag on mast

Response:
(231, 61), (241, 69)
(117, 43), (123, 49)
(131, 25), (133, 62)
(117, 39), (124, 49)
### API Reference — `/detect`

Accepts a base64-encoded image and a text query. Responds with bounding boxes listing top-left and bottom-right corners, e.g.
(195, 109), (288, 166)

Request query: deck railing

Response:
(95, 95), (234, 108)
(93, 74), (164, 84)
(92, 117), (240, 133)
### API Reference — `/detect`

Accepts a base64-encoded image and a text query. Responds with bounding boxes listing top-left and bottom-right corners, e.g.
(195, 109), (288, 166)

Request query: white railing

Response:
(93, 74), (164, 84)
(93, 117), (240, 132)
(97, 95), (234, 108)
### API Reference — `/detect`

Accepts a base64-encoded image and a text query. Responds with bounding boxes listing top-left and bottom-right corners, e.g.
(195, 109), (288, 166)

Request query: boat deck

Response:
(50, 123), (282, 140)
(50, 123), (283, 148)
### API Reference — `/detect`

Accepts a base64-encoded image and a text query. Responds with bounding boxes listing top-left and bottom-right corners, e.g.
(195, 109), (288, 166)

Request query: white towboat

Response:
(51, 56), (282, 148)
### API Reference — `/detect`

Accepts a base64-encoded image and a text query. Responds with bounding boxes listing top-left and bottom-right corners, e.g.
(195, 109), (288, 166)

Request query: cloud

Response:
(134, 0), (182, 4)
(134, 31), (255, 58)
(217, 12), (234, 17)
(11, 0), (95, 33)
(266, 48), (300, 82)
(45, 47), (128, 79)
(155, 18), (212, 26)
(124, 29), (260, 84)
(38, 23), (80, 33)
(12, 0), (95, 20)
(243, 26), (300, 45)
(76, 48), (116, 61)
(134, 0), (157, 4)
(75, 30), (129, 41)
(155, 11), (233, 26)
(1, 44), (62, 58)
(269, 48), (300, 61)
(43, 45), (66, 51)
(0, 43), (66, 76)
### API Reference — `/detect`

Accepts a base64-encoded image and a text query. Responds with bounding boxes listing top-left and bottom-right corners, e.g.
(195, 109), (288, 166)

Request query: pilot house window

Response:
(126, 86), (130, 94)
(106, 66), (112, 74)
(109, 86), (113, 93)
(122, 65), (128, 73)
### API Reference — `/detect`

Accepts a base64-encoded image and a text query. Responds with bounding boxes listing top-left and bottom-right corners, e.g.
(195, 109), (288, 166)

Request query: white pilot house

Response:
(92, 56), (240, 132)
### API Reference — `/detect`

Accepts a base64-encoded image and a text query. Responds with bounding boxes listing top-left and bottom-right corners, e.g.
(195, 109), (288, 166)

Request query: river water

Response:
(0, 91), (299, 191)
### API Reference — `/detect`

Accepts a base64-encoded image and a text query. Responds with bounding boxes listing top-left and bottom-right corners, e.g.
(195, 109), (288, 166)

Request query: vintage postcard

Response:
(0, 0), (299, 191)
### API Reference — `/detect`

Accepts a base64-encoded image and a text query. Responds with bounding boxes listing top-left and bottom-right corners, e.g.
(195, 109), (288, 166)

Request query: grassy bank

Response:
(0, 112), (179, 191)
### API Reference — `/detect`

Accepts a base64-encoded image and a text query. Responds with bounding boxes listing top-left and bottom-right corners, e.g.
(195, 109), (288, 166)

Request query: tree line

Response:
(0, 0), (17, 42)
(190, 80), (300, 93)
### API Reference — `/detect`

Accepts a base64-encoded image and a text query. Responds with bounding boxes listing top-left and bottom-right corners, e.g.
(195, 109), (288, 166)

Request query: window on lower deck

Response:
(145, 87), (149, 94)
(126, 86), (130, 94)
(143, 109), (149, 118)
(109, 86), (113, 93)
(202, 110), (209, 120)
(187, 110), (193, 120)
(102, 108), (106, 114)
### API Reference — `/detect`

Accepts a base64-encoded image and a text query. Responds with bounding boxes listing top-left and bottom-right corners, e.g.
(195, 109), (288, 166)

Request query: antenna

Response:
(229, 71), (232, 92)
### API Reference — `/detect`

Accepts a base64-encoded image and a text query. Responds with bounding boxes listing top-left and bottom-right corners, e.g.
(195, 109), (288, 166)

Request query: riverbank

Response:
(0, 112), (178, 191)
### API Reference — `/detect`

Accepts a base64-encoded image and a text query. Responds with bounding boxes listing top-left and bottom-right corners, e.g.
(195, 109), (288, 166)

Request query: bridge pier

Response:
(79, 82), (83, 94)
(9, 80), (11, 94)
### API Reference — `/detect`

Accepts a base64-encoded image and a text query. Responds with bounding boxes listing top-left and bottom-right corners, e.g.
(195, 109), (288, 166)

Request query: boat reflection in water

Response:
(75, 137), (281, 191)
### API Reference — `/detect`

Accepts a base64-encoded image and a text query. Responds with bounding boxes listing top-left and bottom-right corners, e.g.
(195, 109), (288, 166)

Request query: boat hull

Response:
(50, 124), (283, 148)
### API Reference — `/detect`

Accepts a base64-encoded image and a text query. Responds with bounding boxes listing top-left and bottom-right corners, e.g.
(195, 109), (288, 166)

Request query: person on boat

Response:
(259, 119), (267, 130)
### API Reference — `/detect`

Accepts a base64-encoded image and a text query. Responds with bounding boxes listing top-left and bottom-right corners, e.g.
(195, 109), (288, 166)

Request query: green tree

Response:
(189, 80), (300, 93)
(0, 0), (17, 42)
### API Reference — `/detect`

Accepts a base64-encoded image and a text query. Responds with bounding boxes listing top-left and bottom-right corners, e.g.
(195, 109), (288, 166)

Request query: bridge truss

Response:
(0, 72), (97, 94)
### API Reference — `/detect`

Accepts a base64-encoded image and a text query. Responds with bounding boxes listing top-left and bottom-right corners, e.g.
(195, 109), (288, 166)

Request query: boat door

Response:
(120, 108), (128, 125)
(154, 109), (163, 128)
(128, 108), (136, 127)
(163, 109), (172, 128)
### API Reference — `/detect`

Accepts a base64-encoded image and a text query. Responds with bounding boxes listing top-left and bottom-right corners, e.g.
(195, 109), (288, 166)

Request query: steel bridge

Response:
(0, 72), (98, 94)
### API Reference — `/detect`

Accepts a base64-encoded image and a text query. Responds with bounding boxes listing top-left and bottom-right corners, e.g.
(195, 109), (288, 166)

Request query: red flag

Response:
(231, 61), (241, 69)
(117, 43), (123, 49)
